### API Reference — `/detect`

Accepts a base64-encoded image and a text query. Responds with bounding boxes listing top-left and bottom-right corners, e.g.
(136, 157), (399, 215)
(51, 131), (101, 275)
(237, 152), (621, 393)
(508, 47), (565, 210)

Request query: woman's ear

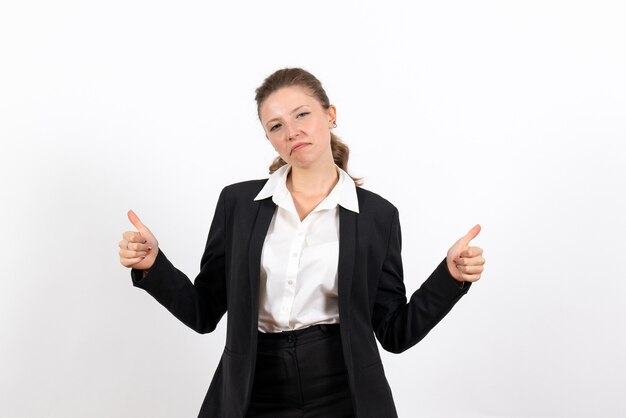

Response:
(327, 105), (337, 127)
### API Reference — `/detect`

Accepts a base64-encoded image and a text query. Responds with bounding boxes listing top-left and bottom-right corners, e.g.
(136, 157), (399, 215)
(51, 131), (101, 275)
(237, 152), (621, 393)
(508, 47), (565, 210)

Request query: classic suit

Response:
(131, 179), (471, 417)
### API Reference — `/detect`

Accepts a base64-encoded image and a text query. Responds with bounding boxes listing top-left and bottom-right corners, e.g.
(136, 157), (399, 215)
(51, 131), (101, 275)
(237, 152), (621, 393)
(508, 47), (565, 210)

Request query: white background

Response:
(1, 1), (625, 417)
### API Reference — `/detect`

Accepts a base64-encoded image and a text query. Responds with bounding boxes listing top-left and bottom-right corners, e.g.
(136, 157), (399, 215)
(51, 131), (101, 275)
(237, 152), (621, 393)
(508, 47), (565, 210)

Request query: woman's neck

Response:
(287, 156), (338, 197)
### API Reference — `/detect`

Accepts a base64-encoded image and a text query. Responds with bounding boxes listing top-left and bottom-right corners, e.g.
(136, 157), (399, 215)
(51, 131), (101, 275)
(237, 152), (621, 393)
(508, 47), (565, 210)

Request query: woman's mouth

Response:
(290, 143), (309, 155)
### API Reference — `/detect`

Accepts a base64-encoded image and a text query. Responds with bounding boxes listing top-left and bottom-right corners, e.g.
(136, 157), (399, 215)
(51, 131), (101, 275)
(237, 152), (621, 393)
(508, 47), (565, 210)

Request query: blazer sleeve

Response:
(129, 189), (228, 334)
(371, 208), (471, 354)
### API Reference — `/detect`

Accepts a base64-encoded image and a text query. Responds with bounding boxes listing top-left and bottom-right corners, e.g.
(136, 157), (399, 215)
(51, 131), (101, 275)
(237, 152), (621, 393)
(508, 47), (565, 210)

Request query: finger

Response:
(128, 210), (153, 237)
(119, 240), (152, 251)
(457, 256), (485, 266)
(456, 264), (484, 275)
(457, 273), (482, 282)
(128, 242), (152, 251)
(128, 209), (144, 229)
(123, 231), (147, 243)
(120, 257), (144, 268)
(459, 247), (484, 259)
(456, 224), (481, 247)
(119, 249), (148, 258)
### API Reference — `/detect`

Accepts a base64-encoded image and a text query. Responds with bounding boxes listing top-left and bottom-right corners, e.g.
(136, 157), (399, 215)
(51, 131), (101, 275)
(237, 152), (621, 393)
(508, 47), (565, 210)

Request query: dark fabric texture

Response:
(247, 324), (354, 417)
(131, 180), (472, 417)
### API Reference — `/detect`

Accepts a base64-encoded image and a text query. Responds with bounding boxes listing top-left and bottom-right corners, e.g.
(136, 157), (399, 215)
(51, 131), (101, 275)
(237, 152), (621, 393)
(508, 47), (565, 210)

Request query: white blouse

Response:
(253, 164), (360, 333)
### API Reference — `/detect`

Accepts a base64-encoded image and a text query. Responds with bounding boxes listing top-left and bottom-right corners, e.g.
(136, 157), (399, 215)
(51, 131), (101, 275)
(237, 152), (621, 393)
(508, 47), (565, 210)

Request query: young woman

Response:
(118, 68), (485, 418)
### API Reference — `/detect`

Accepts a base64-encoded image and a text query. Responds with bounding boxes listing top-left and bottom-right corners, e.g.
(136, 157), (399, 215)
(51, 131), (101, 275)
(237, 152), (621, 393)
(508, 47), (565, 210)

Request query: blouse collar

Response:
(254, 164), (359, 214)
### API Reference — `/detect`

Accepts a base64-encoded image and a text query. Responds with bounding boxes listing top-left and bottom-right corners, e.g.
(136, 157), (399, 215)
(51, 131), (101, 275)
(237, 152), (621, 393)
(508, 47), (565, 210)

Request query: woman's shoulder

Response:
(355, 187), (398, 216)
(222, 178), (267, 193)
(219, 179), (268, 201)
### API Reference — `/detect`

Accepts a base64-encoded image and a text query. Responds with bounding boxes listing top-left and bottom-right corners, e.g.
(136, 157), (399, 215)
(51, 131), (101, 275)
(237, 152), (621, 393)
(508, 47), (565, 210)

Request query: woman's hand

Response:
(118, 210), (159, 271)
(446, 224), (485, 283)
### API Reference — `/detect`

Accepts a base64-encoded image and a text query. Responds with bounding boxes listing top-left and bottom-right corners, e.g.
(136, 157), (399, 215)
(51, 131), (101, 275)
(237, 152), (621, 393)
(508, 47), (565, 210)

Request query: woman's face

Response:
(259, 86), (336, 169)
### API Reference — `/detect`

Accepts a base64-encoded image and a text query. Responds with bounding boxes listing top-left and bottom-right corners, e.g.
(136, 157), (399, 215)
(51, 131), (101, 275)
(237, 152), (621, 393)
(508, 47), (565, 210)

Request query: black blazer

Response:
(131, 179), (471, 417)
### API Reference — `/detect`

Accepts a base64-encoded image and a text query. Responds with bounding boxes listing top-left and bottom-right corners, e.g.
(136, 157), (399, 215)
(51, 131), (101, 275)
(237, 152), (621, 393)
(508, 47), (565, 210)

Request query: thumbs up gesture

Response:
(446, 224), (485, 283)
(118, 210), (159, 271)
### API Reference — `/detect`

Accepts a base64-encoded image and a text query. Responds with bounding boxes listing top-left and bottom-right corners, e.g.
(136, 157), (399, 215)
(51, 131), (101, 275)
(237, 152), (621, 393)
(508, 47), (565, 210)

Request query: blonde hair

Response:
(255, 68), (362, 186)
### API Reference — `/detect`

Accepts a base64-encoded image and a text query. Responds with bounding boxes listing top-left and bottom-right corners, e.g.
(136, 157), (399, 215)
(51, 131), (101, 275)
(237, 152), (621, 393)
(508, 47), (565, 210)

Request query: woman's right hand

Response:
(118, 210), (159, 271)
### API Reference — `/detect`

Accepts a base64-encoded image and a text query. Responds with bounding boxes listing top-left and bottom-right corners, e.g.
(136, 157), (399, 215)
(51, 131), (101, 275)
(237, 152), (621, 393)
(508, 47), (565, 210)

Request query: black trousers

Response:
(246, 324), (355, 418)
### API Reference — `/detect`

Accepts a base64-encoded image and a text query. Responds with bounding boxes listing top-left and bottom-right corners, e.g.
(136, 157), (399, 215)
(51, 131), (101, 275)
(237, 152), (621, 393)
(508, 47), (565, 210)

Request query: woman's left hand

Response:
(446, 224), (485, 283)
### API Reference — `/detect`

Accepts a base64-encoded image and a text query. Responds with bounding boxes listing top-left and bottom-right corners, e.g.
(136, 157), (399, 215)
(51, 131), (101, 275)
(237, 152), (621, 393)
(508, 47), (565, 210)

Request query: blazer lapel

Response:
(338, 207), (357, 325)
(248, 198), (277, 327)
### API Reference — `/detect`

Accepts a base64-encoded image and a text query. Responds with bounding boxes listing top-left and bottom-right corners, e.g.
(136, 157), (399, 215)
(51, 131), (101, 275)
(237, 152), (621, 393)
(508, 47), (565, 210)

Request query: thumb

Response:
(458, 224), (481, 246)
(128, 209), (149, 234)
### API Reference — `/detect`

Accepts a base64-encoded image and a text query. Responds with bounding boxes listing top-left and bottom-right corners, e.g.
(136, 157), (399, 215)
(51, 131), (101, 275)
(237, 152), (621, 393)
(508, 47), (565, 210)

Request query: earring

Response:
(332, 121), (337, 129)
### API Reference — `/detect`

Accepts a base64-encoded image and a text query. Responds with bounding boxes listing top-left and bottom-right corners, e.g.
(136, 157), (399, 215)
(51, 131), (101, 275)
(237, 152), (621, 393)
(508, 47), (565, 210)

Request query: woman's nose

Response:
(286, 123), (300, 141)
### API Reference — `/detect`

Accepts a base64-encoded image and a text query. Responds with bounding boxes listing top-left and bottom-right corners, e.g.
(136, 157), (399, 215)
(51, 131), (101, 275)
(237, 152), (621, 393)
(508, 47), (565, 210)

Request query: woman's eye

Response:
(269, 123), (281, 132)
(297, 112), (310, 118)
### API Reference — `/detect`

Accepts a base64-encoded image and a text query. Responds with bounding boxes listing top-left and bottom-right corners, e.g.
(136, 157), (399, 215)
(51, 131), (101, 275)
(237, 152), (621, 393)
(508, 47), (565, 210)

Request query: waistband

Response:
(257, 324), (341, 348)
